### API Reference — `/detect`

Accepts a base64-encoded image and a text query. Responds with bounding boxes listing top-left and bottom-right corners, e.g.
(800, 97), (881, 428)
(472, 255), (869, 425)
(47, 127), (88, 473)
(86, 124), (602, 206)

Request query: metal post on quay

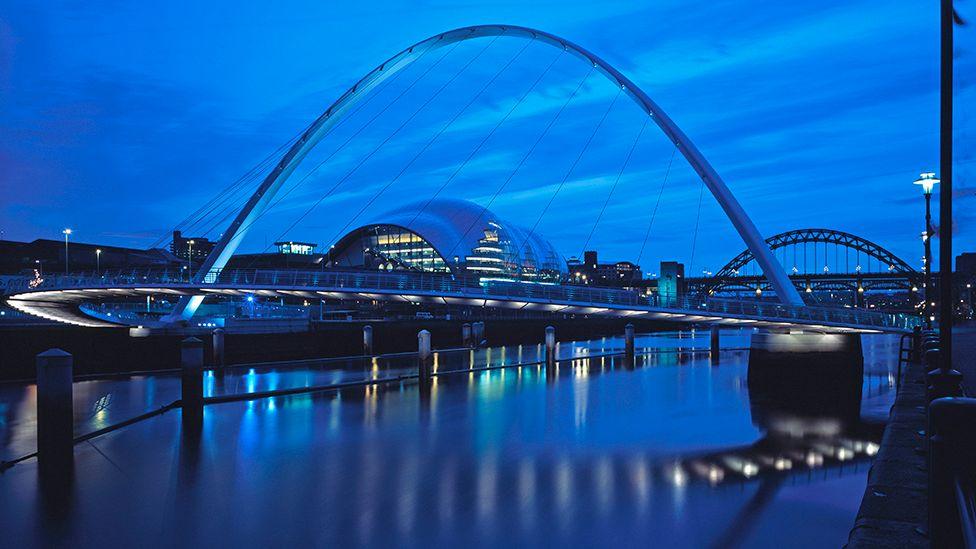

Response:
(710, 325), (720, 366)
(624, 323), (635, 367)
(417, 330), (432, 384)
(212, 328), (226, 370)
(181, 337), (204, 434)
(36, 349), (74, 476)
(545, 326), (556, 375)
(928, 397), (976, 548)
(363, 325), (374, 356)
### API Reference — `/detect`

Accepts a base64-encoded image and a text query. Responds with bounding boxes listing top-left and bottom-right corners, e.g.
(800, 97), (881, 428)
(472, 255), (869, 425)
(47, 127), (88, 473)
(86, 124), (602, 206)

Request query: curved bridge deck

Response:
(5, 269), (920, 333)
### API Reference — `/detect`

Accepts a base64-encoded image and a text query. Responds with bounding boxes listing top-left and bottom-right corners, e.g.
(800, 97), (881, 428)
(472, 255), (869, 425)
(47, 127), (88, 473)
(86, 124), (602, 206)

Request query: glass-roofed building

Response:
(328, 199), (565, 283)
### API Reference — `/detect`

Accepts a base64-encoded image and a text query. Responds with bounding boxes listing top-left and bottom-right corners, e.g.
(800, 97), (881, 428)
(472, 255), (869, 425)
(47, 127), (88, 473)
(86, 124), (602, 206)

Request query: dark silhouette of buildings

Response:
(566, 250), (642, 287)
(0, 239), (180, 275)
(171, 231), (215, 264)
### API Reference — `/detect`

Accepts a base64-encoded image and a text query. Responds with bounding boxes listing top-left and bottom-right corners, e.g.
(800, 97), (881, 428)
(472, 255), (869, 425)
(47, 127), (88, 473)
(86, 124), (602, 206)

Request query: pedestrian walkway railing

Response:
(10, 267), (922, 331)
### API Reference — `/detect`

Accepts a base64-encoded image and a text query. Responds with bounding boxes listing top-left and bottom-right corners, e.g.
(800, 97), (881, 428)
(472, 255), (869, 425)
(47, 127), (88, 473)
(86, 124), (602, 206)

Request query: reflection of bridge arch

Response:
(171, 24), (804, 321)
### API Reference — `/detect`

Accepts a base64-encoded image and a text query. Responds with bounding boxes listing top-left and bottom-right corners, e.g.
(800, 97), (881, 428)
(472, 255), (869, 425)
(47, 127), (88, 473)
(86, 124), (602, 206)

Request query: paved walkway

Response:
(847, 359), (928, 547)
(848, 323), (975, 547)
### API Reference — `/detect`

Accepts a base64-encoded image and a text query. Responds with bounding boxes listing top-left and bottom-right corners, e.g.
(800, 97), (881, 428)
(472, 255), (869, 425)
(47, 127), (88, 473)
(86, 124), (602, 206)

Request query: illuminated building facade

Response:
(329, 199), (564, 283)
(275, 241), (317, 255)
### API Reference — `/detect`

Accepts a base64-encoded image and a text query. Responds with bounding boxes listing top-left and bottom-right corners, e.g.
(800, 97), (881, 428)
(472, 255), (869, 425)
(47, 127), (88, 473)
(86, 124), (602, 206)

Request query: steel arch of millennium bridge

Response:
(167, 23), (804, 322)
(1, 26), (920, 334)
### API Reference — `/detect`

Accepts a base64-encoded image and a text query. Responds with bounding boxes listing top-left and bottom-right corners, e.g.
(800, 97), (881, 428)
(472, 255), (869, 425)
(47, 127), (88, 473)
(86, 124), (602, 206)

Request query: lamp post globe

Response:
(61, 228), (72, 275)
(913, 172), (938, 328)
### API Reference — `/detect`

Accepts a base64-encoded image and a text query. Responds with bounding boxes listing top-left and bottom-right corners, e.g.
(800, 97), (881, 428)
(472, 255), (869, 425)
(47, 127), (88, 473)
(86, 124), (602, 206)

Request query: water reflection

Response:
(0, 330), (897, 547)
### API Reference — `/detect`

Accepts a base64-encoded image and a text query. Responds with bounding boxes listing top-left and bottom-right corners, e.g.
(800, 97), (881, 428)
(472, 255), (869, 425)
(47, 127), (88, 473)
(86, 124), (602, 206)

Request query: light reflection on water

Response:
(0, 330), (899, 547)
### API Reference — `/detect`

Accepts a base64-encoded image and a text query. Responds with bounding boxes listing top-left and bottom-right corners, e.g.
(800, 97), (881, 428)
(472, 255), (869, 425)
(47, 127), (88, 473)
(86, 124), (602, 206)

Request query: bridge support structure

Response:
(747, 331), (864, 424)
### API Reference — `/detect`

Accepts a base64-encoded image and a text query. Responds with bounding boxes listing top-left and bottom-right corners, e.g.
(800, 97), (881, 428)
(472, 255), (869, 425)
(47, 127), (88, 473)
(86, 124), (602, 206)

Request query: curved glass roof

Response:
(334, 198), (565, 276)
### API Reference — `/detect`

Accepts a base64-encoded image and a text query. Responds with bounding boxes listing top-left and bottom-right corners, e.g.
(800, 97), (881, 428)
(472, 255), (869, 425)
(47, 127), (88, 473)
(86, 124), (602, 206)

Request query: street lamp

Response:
(187, 240), (195, 281)
(62, 228), (72, 275)
(96, 248), (102, 274)
(914, 171), (939, 328)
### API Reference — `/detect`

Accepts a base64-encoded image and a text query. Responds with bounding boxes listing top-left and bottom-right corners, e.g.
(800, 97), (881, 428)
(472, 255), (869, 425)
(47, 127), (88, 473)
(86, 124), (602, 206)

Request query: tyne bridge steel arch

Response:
(170, 24), (805, 321)
(714, 228), (917, 279)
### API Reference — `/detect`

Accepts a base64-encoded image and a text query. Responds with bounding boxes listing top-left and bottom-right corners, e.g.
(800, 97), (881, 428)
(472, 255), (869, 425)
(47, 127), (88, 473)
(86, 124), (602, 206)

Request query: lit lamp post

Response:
(187, 240), (195, 281)
(96, 248), (102, 274)
(913, 172), (939, 328)
(62, 228), (72, 275)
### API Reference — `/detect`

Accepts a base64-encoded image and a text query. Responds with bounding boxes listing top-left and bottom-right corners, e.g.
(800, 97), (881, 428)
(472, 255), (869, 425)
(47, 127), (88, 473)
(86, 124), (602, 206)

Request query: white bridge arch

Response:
(172, 24), (804, 321)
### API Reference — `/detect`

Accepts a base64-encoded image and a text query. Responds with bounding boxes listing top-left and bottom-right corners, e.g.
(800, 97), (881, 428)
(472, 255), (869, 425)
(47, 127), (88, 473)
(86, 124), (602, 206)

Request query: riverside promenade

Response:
(848, 323), (975, 547)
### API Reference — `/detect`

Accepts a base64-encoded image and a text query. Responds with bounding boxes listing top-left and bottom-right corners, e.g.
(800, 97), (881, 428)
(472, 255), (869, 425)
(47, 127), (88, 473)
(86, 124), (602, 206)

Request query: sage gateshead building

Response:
(328, 199), (565, 283)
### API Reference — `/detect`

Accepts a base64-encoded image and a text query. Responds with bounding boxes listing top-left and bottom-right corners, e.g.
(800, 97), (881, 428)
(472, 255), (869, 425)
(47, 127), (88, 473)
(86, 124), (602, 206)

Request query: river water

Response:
(0, 329), (899, 547)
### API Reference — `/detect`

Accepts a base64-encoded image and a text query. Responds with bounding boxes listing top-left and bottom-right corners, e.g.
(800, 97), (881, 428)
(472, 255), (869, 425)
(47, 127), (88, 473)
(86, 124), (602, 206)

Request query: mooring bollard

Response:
(545, 326), (556, 372)
(363, 325), (374, 356)
(928, 397), (976, 548)
(212, 328), (225, 368)
(472, 321), (485, 347)
(624, 324), (635, 366)
(418, 330), (432, 383)
(462, 323), (472, 348)
(36, 349), (74, 471)
(710, 325), (720, 365)
(181, 337), (204, 428)
(910, 326), (922, 363)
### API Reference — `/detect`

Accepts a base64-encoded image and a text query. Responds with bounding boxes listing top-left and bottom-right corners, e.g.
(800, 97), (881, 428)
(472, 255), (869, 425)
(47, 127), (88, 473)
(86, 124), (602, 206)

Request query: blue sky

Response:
(0, 1), (972, 275)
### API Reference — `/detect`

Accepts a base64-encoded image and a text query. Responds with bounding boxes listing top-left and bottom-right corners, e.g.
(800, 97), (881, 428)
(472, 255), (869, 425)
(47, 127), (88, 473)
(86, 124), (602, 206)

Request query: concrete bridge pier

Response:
(747, 331), (864, 423)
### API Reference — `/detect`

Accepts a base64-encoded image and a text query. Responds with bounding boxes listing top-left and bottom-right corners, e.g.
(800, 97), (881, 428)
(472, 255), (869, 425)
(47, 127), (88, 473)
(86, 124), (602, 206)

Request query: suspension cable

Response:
(326, 34), (509, 245)
(446, 60), (591, 262)
(580, 111), (647, 258)
(400, 39), (537, 233)
(147, 133), (301, 249)
(635, 145), (676, 267)
(518, 84), (619, 259)
(248, 40), (469, 260)
(688, 176), (706, 276)
(185, 48), (431, 248)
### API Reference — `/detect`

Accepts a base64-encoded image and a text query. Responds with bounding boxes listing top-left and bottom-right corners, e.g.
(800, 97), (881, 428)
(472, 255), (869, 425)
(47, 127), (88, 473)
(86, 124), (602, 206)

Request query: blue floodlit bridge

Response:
(1, 26), (923, 335)
(687, 228), (923, 299)
(4, 269), (918, 333)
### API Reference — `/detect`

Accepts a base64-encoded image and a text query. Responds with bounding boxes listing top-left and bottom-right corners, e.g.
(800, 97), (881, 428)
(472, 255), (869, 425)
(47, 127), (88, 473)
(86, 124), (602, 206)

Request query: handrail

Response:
(929, 397), (976, 548)
(956, 480), (976, 549)
(8, 267), (922, 331)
